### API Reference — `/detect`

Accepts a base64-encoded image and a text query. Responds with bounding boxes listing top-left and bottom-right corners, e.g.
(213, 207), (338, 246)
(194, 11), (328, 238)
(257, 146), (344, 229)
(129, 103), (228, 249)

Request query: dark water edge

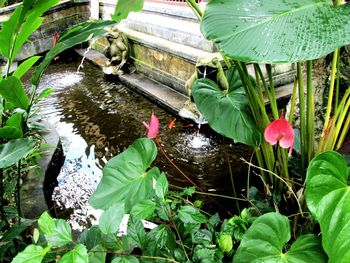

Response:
(29, 56), (253, 229)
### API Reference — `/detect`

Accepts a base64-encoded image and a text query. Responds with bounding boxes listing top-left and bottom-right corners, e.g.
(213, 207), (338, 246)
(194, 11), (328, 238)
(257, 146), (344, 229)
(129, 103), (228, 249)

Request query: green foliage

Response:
(0, 77), (29, 111)
(38, 211), (72, 247)
(306, 151), (350, 262)
(111, 0), (144, 23)
(192, 66), (261, 146)
(13, 56), (41, 79)
(89, 138), (158, 211)
(201, 0), (350, 63)
(233, 212), (326, 262)
(0, 138), (35, 169)
(12, 245), (50, 263)
(99, 203), (125, 235)
(59, 244), (88, 263)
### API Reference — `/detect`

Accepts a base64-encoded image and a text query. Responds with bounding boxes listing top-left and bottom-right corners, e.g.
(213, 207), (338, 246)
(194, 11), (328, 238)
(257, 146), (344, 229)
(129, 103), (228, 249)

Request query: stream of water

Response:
(34, 58), (252, 230)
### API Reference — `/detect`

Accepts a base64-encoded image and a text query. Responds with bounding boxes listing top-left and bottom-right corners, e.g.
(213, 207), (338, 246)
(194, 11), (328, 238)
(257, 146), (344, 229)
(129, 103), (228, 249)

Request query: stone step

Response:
(119, 27), (220, 94)
(99, 1), (215, 53)
(119, 12), (215, 53)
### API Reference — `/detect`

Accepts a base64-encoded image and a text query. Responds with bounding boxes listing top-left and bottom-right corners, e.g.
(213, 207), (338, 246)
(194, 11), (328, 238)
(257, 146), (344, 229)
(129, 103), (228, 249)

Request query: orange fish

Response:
(168, 118), (176, 129)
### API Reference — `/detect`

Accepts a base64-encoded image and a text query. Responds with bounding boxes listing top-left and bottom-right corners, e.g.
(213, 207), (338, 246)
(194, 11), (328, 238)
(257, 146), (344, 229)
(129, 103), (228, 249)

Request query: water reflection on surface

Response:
(35, 59), (253, 230)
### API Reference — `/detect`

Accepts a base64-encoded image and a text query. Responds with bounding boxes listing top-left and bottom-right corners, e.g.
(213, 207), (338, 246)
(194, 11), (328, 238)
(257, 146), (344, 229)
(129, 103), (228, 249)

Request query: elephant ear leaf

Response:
(192, 69), (261, 146)
(89, 138), (158, 212)
(306, 151), (350, 262)
(233, 212), (326, 263)
(201, 0), (350, 63)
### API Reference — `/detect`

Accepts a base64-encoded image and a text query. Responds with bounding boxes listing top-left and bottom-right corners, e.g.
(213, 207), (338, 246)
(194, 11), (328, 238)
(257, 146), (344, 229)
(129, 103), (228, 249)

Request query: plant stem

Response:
(306, 60), (314, 162)
(266, 64), (279, 119)
(224, 149), (240, 212)
(16, 161), (21, 222)
(170, 184), (248, 201)
(321, 49), (339, 148)
(0, 169), (4, 221)
(297, 62), (306, 170)
(163, 203), (190, 261)
(185, 0), (203, 19)
(335, 52), (340, 110)
(288, 76), (298, 123)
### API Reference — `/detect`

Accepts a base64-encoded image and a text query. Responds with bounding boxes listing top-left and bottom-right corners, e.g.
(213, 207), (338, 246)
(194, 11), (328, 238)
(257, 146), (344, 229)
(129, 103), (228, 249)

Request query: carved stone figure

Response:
(102, 27), (129, 75)
(179, 56), (228, 124)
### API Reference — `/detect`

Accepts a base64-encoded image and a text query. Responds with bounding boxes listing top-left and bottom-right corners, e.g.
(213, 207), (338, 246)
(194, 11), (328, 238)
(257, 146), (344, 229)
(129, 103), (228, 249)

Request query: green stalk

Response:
(255, 64), (273, 105)
(0, 169), (4, 221)
(225, 150), (240, 212)
(332, 89), (350, 149)
(236, 62), (270, 126)
(321, 49), (339, 147)
(185, 0), (203, 18)
(335, 53), (340, 110)
(253, 64), (266, 103)
(297, 62), (306, 170)
(336, 112), (350, 150)
(16, 161), (21, 222)
(306, 60), (314, 162)
(266, 64), (279, 119)
(288, 76), (298, 123)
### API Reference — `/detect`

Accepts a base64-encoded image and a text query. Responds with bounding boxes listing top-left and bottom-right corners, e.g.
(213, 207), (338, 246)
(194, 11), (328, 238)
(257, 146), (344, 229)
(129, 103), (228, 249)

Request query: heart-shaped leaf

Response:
(201, 0), (350, 63)
(192, 72), (261, 146)
(233, 212), (326, 262)
(89, 138), (158, 211)
(306, 151), (350, 261)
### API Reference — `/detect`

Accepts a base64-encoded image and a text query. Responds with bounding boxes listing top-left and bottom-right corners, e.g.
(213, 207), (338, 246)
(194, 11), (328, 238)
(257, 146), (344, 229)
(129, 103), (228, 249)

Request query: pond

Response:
(34, 55), (253, 230)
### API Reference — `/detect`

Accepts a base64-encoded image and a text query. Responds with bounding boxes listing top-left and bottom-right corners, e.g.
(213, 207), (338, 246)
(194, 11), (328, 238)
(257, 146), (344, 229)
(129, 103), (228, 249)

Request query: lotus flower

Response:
(143, 113), (159, 139)
(264, 113), (294, 155)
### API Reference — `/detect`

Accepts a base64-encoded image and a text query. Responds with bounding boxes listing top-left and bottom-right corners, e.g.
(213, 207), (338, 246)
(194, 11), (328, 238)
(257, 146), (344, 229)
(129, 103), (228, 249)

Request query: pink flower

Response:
(264, 113), (294, 155)
(143, 113), (159, 139)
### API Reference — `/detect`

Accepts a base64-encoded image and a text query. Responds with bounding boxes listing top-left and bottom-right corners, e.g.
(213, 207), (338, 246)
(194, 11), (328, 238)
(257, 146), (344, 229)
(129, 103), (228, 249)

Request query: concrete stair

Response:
(98, 1), (295, 99)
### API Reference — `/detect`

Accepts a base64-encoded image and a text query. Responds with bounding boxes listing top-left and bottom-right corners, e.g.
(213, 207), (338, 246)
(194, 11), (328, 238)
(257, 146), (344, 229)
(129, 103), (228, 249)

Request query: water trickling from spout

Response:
(77, 37), (96, 73)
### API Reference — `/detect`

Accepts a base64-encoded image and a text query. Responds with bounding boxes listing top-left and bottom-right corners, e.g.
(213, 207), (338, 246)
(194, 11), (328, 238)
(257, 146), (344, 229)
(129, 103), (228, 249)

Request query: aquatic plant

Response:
(8, 0), (350, 262)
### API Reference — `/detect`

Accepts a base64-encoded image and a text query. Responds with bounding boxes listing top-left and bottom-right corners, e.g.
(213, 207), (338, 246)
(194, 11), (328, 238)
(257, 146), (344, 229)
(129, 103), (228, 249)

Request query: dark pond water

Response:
(35, 57), (253, 229)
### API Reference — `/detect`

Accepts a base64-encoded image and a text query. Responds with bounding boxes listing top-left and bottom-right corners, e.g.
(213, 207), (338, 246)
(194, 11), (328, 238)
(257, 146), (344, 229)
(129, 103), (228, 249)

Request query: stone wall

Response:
(0, 0), (90, 62)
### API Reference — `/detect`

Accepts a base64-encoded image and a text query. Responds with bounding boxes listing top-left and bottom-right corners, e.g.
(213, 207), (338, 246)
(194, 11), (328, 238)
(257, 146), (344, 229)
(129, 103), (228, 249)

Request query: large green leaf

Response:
(0, 127), (22, 139)
(0, 76), (29, 110)
(306, 151), (350, 262)
(12, 245), (49, 263)
(13, 56), (41, 80)
(111, 0), (144, 23)
(201, 0), (350, 63)
(38, 211), (72, 247)
(233, 212), (326, 262)
(0, 7), (22, 58)
(192, 75), (261, 146)
(31, 20), (116, 86)
(0, 0), (58, 60)
(0, 137), (35, 169)
(89, 138), (158, 211)
(60, 244), (88, 263)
